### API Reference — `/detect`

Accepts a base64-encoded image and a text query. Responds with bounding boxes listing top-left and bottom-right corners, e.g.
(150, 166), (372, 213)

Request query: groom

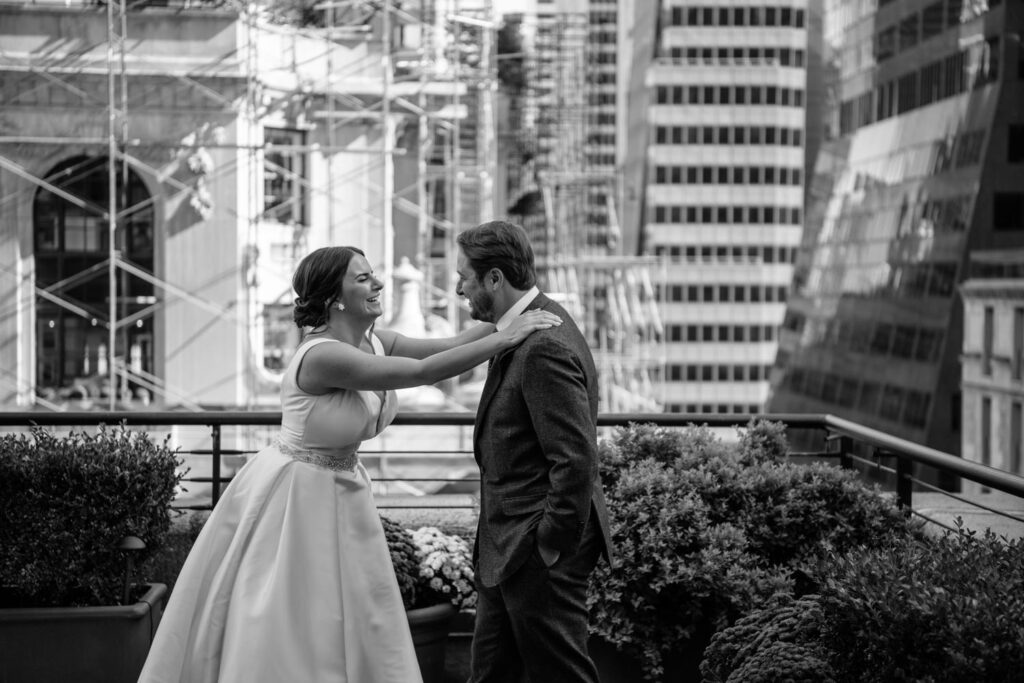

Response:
(455, 220), (613, 683)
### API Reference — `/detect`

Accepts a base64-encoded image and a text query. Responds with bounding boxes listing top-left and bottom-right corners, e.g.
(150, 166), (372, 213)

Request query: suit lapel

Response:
(474, 293), (552, 438)
(476, 347), (511, 427)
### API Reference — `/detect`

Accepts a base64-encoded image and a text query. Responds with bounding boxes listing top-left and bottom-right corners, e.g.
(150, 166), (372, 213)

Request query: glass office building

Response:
(768, 0), (1024, 465)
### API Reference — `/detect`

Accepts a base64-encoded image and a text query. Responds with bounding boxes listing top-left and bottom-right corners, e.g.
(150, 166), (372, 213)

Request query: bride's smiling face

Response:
(337, 254), (384, 318)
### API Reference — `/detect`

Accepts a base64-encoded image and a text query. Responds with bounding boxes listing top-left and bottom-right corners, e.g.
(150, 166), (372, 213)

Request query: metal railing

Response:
(2, 411), (1023, 534)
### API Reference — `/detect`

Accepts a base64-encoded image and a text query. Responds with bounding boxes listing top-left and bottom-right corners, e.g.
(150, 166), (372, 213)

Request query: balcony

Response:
(2, 410), (1022, 682)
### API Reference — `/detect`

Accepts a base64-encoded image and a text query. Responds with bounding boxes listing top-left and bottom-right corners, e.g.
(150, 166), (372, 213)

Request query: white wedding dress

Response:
(139, 336), (423, 683)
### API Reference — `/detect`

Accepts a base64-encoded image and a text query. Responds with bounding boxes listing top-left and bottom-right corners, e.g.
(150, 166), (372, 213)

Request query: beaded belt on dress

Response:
(274, 438), (359, 473)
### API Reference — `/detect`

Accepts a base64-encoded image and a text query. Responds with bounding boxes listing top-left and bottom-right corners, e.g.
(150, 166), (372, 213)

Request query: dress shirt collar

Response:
(495, 287), (540, 331)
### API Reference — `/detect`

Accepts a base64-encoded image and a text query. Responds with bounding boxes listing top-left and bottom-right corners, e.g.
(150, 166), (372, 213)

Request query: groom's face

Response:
(456, 251), (496, 323)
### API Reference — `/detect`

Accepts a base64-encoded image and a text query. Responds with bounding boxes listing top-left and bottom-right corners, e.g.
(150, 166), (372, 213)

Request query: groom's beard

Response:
(467, 289), (496, 323)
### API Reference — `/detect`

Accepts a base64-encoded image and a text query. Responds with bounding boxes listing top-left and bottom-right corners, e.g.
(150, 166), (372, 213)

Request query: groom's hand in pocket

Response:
(538, 544), (560, 567)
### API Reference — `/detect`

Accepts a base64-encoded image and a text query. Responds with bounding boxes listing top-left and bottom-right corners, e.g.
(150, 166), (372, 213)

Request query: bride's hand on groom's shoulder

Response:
(502, 310), (561, 346)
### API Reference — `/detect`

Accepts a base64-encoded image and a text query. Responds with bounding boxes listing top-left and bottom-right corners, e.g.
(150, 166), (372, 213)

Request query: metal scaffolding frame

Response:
(1, 0), (664, 414)
(0, 0), (490, 411)
(501, 4), (666, 412)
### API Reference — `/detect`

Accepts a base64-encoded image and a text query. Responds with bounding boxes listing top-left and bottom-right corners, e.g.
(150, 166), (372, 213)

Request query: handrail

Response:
(0, 411), (283, 427)
(822, 414), (1024, 498)
(2, 410), (1023, 513)
(0, 410), (831, 428)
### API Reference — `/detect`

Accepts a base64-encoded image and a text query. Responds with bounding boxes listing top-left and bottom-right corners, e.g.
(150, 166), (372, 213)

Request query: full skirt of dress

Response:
(138, 446), (423, 683)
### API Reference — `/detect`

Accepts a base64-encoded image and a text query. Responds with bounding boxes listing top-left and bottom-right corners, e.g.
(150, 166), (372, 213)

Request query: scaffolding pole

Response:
(0, 0), (496, 410)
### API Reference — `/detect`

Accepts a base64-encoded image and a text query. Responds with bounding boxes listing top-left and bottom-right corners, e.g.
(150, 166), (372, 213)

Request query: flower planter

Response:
(408, 602), (458, 683)
(0, 583), (166, 683)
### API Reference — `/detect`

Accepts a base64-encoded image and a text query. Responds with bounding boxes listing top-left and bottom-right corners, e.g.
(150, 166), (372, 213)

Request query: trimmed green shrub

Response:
(817, 526), (1024, 681)
(736, 419), (789, 466)
(0, 425), (182, 607)
(587, 457), (789, 680)
(707, 461), (919, 566)
(587, 420), (922, 680)
(598, 422), (683, 487)
(703, 526), (1024, 682)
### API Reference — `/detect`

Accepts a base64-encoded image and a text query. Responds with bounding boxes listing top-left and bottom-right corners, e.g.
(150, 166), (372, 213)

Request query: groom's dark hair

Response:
(457, 220), (537, 290)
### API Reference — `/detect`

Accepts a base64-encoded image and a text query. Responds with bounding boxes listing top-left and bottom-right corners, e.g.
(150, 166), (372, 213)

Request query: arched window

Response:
(34, 156), (155, 406)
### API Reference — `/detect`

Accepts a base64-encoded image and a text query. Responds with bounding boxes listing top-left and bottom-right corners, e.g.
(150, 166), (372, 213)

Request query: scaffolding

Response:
(500, 4), (665, 412)
(0, 0), (491, 411)
(0, 0), (663, 414)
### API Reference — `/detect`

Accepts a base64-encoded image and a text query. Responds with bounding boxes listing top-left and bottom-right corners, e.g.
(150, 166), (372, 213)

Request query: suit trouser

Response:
(467, 519), (602, 683)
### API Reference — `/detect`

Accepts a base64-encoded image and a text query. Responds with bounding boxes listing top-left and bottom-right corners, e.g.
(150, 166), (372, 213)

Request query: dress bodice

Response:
(277, 335), (398, 467)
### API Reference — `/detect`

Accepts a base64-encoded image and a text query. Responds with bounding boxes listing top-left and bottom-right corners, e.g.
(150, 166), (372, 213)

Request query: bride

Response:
(138, 246), (560, 683)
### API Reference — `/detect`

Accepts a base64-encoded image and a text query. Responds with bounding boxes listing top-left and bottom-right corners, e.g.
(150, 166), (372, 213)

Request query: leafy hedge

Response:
(0, 425), (182, 607)
(587, 421), (922, 680)
(702, 526), (1024, 682)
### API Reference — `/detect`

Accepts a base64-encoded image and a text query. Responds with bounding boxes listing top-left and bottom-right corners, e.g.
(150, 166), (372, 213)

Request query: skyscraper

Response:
(768, 0), (1024, 464)
(646, 1), (810, 414)
(496, 0), (666, 412)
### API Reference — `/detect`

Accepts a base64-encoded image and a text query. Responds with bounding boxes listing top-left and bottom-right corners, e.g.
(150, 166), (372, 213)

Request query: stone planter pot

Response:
(0, 583), (166, 683)
(408, 602), (458, 683)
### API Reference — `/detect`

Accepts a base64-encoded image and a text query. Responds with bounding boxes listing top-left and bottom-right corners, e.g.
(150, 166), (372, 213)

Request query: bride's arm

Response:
(375, 323), (496, 360)
(298, 311), (560, 393)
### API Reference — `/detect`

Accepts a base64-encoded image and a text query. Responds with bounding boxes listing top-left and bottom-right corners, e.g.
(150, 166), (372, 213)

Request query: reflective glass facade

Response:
(768, 0), (1024, 459)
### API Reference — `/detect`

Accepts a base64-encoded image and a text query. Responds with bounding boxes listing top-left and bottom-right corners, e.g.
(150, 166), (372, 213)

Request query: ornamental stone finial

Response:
(387, 257), (426, 337)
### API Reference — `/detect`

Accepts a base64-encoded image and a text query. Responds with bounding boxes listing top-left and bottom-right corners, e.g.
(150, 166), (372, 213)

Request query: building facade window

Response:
(1013, 401), (1023, 475)
(264, 128), (308, 225)
(1009, 125), (1024, 163)
(33, 156), (155, 405)
(982, 305), (994, 375)
(262, 302), (300, 372)
(1013, 307), (1024, 380)
(981, 395), (992, 490)
(993, 193), (1024, 231)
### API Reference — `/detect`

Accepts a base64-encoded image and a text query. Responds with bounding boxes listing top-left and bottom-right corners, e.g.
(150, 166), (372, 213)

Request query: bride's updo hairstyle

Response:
(292, 246), (366, 329)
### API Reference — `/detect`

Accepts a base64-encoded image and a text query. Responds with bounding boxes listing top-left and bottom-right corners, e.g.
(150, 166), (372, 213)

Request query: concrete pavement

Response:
(913, 490), (1024, 541)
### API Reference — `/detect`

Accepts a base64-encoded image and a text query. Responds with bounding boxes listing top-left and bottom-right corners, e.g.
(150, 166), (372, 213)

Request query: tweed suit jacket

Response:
(472, 292), (613, 588)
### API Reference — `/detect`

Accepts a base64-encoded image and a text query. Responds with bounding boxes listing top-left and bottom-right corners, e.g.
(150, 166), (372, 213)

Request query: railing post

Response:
(895, 452), (913, 513)
(211, 423), (222, 506)
(838, 435), (853, 470)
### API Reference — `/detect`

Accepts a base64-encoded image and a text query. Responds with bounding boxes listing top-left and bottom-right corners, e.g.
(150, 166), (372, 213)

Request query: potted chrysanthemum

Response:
(382, 519), (476, 683)
(407, 526), (475, 683)
(410, 526), (476, 611)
